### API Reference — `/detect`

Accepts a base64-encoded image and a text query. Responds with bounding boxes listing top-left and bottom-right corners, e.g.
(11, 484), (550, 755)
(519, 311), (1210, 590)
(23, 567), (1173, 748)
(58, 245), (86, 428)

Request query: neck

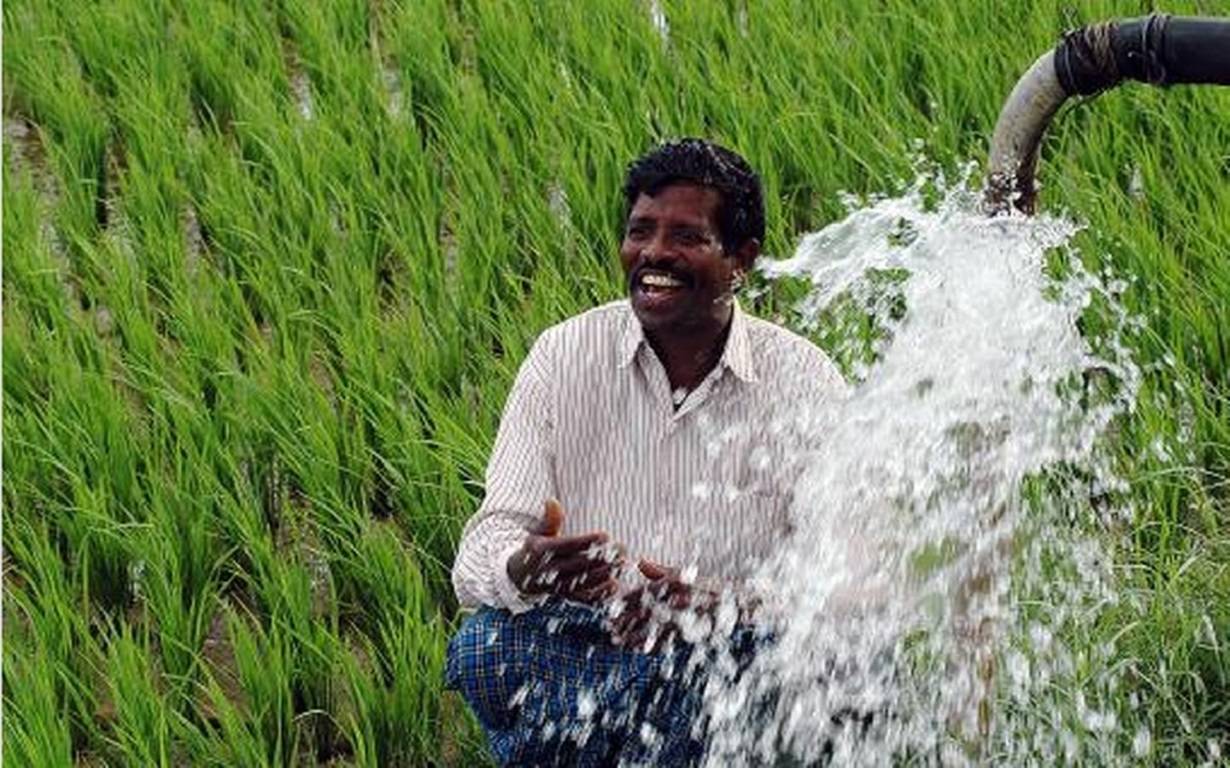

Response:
(645, 307), (734, 392)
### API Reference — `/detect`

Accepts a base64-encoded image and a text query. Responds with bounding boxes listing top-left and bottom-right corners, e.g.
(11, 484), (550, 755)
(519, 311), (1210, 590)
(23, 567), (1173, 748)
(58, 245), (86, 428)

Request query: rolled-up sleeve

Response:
(452, 333), (557, 613)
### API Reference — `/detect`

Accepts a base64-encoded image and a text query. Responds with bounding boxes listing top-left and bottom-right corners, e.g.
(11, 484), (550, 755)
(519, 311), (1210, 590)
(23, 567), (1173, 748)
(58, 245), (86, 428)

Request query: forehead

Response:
(628, 183), (722, 229)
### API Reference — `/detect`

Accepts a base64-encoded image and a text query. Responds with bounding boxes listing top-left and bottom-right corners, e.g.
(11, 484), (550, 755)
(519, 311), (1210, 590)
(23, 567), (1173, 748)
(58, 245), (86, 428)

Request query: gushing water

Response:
(696, 171), (1141, 765)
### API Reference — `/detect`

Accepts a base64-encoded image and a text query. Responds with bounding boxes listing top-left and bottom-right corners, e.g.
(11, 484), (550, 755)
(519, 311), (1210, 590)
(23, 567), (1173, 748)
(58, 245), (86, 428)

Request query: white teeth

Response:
(641, 273), (683, 288)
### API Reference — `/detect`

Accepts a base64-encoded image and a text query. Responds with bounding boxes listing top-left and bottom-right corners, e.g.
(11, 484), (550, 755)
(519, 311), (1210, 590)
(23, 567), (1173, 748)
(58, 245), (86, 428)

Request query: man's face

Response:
(619, 183), (753, 337)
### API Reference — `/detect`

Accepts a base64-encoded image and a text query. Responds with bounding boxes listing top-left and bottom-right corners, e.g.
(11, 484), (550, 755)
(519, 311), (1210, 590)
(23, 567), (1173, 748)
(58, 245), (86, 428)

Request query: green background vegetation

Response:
(3, 0), (1227, 764)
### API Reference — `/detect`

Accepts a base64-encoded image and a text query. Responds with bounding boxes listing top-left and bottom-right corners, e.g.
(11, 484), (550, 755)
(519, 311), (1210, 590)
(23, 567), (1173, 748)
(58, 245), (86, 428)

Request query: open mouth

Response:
(633, 268), (690, 297)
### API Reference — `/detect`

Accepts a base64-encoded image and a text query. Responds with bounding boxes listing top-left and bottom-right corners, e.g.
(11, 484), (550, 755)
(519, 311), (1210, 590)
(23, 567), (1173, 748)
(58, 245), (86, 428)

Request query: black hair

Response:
(622, 138), (765, 255)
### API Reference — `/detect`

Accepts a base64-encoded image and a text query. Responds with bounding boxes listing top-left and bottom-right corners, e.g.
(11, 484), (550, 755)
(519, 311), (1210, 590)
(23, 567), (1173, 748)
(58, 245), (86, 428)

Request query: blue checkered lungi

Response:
(445, 601), (759, 766)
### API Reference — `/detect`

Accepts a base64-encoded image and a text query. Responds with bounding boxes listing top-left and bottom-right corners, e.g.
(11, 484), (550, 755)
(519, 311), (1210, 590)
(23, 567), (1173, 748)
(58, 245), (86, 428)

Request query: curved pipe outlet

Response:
(986, 14), (1230, 215)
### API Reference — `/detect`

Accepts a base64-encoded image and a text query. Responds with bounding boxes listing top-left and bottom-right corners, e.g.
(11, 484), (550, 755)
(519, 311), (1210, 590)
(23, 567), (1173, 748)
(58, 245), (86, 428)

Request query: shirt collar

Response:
(617, 300), (759, 384)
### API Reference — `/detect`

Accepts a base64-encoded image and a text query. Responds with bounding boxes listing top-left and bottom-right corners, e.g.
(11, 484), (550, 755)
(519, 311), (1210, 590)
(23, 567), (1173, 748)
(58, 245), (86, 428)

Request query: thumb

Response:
(638, 559), (671, 581)
(539, 498), (564, 537)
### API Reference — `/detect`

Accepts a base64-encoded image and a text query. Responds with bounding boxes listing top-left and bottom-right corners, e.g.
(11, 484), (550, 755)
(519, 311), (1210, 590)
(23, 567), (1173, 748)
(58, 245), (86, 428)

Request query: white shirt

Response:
(451, 299), (847, 612)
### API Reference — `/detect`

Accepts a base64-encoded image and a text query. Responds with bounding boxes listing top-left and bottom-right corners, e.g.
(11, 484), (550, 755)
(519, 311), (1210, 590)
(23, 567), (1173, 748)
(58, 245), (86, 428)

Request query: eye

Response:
(625, 222), (651, 240)
(673, 229), (709, 246)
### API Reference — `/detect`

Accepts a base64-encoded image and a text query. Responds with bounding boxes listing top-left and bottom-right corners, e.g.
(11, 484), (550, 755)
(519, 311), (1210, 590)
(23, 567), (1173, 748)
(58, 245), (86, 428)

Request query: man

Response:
(446, 139), (846, 765)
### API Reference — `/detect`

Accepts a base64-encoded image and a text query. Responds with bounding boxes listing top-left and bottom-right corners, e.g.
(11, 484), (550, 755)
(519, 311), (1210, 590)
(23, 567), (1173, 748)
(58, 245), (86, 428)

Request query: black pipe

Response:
(986, 14), (1230, 214)
(1056, 14), (1230, 96)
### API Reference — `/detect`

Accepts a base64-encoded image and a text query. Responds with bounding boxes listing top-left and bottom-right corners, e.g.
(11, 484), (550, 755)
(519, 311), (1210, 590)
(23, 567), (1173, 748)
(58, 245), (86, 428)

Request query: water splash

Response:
(647, 0), (670, 45)
(697, 170), (1142, 765)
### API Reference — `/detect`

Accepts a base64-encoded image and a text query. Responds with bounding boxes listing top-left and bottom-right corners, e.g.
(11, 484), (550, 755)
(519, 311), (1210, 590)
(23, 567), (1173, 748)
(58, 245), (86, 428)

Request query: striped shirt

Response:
(452, 299), (848, 612)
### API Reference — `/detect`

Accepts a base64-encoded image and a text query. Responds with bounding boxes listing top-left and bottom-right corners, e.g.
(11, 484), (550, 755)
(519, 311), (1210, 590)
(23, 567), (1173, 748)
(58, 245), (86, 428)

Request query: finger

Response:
(538, 498), (565, 536)
(528, 554), (614, 593)
(537, 532), (610, 556)
(613, 586), (647, 616)
(651, 623), (680, 654)
(612, 615), (649, 648)
(567, 577), (619, 604)
(648, 576), (690, 605)
(609, 595), (639, 635)
(519, 550), (613, 594)
(548, 553), (616, 579)
(612, 601), (652, 642)
(522, 568), (561, 591)
(663, 585), (691, 611)
(552, 567), (616, 596)
(618, 616), (662, 652)
(590, 541), (628, 569)
(637, 559), (675, 581)
(616, 625), (647, 650)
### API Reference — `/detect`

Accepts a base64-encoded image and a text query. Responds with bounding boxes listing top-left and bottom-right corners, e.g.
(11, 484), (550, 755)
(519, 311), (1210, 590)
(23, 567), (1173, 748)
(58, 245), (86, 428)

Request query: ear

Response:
(732, 238), (760, 272)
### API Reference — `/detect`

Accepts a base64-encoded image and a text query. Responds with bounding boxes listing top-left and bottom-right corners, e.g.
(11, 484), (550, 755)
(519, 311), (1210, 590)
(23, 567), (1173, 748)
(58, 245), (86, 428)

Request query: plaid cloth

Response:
(445, 601), (760, 766)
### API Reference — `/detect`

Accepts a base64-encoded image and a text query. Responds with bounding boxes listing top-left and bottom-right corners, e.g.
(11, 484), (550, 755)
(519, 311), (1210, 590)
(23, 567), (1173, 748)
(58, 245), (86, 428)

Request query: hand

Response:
(506, 499), (624, 604)
(609, 560), (718, 652)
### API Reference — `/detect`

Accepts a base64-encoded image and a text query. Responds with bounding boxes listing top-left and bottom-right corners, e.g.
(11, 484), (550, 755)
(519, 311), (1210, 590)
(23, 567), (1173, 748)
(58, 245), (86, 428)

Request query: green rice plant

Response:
(208, 605), (298, 766)
(3, 0), (109, 258)
(103, 626), (180, 766)
(336, 523), (461, 764)
(1, 637), (75, 767)
(4, 0), (1228, 763)
(2, 513), (106, 762)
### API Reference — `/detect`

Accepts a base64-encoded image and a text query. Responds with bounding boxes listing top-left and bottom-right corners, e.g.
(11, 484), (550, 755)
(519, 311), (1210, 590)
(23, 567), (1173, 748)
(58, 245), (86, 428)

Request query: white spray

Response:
(698, 169), (1142, 766)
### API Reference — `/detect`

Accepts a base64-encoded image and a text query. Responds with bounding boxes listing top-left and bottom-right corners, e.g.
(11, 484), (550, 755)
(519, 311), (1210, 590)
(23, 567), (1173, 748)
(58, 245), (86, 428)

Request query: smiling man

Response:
(446, 139), (846, 765)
